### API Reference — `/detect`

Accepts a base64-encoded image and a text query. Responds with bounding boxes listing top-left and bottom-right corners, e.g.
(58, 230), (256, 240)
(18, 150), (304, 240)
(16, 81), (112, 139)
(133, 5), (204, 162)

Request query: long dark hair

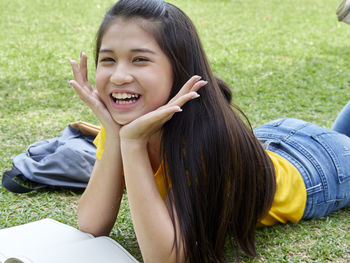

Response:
(95, 1), (276, 262)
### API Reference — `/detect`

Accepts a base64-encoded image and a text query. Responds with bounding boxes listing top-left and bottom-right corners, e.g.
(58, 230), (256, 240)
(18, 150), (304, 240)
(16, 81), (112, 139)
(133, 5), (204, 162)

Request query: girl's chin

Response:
(111, 111), (149, 126)
(115, 119), (131, 126)
(112, 116), (133, 126)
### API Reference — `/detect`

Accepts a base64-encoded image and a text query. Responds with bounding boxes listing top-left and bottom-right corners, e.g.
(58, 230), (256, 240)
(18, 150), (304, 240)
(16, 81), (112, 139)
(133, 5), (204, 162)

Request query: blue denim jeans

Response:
(333, 101), (350, 136)
(254, 118), (350, 219)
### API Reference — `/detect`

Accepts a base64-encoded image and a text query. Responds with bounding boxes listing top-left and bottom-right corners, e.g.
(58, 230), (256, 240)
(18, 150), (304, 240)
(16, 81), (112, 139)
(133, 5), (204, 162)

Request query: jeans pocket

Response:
(312, 132), (350, 184)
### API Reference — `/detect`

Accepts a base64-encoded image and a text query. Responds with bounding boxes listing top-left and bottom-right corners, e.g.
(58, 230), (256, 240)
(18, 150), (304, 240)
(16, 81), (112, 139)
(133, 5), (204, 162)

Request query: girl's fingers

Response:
(181, 75), (202, 93)
(120, 105), (182, 140)
(168, 76), (201, 103)
(168, 76), (207, 104)
(69, 80), (90, 103)
(70, 55), (94, 93)
(69, 80), (109, 121)
(80, 51), (88, 82)
(69, 53), (119, 130)
(69, 54), (97, 108)
(69, 80), (100, 114)
(167, 78), (206, 108)
(70, 59), (84, 84)
(148, 106), (182, 127)
(168, 91), (200, 109)
(141, 106), (182, 126)
(191, 79), (207, 93)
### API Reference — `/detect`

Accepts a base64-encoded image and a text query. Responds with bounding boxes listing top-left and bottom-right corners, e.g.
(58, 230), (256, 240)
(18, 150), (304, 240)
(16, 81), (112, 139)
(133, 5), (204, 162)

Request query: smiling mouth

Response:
(111, 92), (141, 105)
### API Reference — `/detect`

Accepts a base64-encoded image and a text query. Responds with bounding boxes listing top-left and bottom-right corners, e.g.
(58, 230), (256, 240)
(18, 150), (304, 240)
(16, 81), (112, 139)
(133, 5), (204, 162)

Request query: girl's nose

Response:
(110, 63), (133, 85)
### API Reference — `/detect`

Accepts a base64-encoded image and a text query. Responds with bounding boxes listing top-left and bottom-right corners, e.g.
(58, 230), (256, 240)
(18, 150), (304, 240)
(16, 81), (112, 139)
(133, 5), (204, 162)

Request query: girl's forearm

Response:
(78, 134), (124, 237)
(121, 140), (183, 263)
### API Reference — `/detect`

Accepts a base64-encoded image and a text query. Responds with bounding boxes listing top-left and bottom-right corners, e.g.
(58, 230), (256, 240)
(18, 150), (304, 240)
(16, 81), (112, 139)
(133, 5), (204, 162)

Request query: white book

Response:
(0, 218), (138, 263)
(337, 0), (350, 24)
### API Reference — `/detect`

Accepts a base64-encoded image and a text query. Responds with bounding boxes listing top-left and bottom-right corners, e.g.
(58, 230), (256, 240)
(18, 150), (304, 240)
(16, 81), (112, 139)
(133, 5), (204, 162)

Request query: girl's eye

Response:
(100, 57), (115, 63)
(133, 57), (149, 63)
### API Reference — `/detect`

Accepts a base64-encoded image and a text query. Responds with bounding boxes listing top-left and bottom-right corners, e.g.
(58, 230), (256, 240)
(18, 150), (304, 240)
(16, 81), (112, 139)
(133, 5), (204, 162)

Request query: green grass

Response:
(1, 0), (350, 262)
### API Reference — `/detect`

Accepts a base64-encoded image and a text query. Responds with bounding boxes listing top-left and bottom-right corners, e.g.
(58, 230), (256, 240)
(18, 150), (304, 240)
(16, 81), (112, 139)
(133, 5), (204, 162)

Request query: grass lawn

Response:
(1, 0), (349, 261)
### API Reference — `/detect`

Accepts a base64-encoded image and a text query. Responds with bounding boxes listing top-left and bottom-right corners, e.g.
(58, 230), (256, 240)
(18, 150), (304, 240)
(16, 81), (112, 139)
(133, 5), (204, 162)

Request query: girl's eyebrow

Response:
(99, 49), (113, 53)
(99, 48), (156, 54)
(130, 48), (156, 54)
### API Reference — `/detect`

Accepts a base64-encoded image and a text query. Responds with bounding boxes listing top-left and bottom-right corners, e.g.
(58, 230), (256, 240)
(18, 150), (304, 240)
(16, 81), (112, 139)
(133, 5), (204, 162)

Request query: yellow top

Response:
(258, 150), (306, 226)
(93, 126), (307, 226)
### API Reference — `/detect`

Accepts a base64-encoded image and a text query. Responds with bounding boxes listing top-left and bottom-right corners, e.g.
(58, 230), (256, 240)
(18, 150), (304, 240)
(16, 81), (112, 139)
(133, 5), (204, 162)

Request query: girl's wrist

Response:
(105, 130), (121, 147)
(120, 138), (148, 152)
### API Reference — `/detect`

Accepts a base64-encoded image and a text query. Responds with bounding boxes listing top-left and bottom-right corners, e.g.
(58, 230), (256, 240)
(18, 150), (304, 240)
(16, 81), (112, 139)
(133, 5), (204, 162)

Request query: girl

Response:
(69, 0), (350, 262)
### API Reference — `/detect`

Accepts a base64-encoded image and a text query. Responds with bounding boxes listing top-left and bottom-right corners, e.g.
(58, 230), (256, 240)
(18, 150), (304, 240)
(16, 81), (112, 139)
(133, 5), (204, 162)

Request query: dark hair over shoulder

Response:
(95, 1), (276, 262)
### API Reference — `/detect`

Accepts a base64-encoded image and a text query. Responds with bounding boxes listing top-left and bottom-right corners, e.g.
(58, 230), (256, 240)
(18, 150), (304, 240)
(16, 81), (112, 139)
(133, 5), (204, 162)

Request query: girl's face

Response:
(96, 18), (173, 125)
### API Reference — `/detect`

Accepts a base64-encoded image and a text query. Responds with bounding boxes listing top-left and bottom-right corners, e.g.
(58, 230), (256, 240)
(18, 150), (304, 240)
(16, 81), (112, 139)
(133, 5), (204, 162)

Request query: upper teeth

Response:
(112, 93), (139, 99)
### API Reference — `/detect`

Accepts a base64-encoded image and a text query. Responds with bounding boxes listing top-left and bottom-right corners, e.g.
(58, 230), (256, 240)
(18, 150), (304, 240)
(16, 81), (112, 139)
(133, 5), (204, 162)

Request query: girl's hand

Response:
(119, 76), (207, 144)
(69, 52), (119, 133)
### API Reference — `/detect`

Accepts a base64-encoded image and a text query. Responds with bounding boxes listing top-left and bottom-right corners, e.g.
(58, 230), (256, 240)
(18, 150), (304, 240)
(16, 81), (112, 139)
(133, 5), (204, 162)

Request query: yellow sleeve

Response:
(93, 125), (107, 160)
(154, 164), (168, 201)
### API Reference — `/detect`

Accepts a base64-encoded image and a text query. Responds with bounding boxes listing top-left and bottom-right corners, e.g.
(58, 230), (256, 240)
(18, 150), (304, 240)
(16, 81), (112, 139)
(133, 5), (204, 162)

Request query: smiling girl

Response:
(69, 0), (350, 262)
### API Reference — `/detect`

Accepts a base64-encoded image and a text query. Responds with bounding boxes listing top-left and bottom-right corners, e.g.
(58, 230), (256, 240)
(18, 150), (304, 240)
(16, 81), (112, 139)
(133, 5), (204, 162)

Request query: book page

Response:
(10, 236), (139, 263)
(0, 219), (92, 260)
(0, 252), (7, 263)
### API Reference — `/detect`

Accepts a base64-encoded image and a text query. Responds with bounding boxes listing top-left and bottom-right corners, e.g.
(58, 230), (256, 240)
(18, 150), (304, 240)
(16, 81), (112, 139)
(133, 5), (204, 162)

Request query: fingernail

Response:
(192, 92), (200, 99)
(194, 75), (202, 81)
(68, 80), (72, 85)
(177, 107), (183, 112)
(199, 80), (208, 87)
